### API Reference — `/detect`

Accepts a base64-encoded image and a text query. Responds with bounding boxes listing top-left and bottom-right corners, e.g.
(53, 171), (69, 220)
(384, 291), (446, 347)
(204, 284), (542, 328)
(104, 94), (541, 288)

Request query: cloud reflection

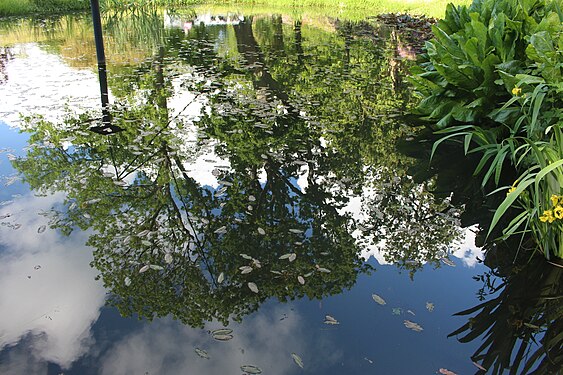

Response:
(0, 193), (106, 369)
(101, 306), (342, 375)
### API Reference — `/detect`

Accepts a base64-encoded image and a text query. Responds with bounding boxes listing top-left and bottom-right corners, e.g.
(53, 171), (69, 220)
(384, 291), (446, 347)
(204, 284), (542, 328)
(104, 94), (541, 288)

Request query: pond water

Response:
(0, 6), (559, 375)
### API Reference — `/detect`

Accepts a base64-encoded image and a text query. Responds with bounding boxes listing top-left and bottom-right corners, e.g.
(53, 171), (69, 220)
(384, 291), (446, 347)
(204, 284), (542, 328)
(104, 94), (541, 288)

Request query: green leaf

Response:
(487, 177), (535, 238)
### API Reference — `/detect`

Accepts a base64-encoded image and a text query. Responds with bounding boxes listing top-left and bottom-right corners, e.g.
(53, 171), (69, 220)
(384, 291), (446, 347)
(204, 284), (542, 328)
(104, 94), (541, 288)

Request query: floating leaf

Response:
(214, 226), (227, 234)
(372, 294), (386, 305)
(324, 315), (339, 325)
(407, 310), (416, 316)
(316, 266), (331, 273)
(288, 253), (297, 262)
(164, 253), (173, 264)
(438, 368), (457, 375)
(441, 258), (456, 267)
(212, 328), (233, 336)
(37, 225), (46, 234)
(297, 276), (305, 285)
(139, 265), (150, 273)
(240, 365), (262, 374)
(212, 334), (233, 341)
(257, 227), (266, 235)
(240, 266), (253, 274)
(217, 272), (225, 283)
(149, 265), (164, 271)
(472, 361), (487, 371)
(240, 253), (253, 260)
(404, 320), (423, 332)
(291, 353), (304, 368)
(194, 348), (209, 359)
(426, 302), (435, 312)
(289, 228), (304, 234)
(392, 307), (402, 315)
(248, 195), (256, 201)
(279, 253), (292, 260)
(248, 282), (259, 293)
(137, 229), (150, 237)
(124, 277), (131, 286)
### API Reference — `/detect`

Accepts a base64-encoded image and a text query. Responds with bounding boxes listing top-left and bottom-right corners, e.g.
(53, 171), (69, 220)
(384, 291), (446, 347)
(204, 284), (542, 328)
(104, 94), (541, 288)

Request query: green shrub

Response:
(411, 0), (563, 259)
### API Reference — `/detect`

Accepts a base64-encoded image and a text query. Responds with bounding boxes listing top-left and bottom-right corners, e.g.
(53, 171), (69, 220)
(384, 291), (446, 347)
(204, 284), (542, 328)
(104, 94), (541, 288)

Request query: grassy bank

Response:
(1, 0), (469, 18)
(204, 0), (470, 18)
(0, 0), (91, 16)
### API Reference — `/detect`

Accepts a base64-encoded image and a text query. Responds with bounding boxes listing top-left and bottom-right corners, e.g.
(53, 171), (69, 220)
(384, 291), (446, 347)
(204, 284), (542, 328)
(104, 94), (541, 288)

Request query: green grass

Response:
(0, 0), (469, 18)
(0, 0), (91, 17)
(202, 0), (471, 18)
(0, 0), (33, 16)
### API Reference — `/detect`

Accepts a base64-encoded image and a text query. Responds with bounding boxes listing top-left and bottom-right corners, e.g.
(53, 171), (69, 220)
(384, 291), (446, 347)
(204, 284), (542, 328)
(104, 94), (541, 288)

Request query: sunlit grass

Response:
(0, 0), (90, 16)
(199, 0), (472, 18)
(0, 0), (470, 18)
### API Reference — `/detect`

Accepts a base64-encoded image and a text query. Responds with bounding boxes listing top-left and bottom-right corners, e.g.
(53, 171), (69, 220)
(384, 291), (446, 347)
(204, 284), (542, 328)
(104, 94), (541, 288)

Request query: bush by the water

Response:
(411, 0), (563, 259)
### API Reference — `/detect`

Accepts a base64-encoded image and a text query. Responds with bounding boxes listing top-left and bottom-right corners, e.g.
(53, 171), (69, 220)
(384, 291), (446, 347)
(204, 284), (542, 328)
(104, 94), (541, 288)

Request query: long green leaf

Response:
(487, 177), (535, 238)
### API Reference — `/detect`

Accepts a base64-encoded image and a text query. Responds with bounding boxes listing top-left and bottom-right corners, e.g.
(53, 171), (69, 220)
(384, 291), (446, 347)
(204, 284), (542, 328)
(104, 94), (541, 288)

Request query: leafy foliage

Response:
(411, 0), (563, 258)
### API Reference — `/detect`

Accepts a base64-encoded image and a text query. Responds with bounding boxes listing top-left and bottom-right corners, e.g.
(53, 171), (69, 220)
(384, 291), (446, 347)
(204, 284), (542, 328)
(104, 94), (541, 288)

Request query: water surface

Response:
(0, 7), (556, 375)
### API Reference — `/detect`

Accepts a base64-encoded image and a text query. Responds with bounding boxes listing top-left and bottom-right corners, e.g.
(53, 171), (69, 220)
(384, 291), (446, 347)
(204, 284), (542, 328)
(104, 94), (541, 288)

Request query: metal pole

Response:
(90, 0), (111, 126)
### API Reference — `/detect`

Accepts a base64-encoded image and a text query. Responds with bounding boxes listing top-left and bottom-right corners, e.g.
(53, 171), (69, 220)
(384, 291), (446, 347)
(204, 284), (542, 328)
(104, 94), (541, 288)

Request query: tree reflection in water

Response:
(11, 12), (464, 328)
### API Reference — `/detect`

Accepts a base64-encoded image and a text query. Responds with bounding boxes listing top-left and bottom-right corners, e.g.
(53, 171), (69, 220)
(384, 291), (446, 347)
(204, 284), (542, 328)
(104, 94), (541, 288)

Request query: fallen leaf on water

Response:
(392, 307), (402, 315)
(372, 294), (386, 305)
(324, 315), (340, 325)
(212, 328), (233, 336)
(248, 282), (259, 293)
(404, 320), (423, 332)
(297, 276), (305, 285)
(288, 253), (297, 262)
(217, 272), (225, 283)
(194, 348), (209, 359)
(164, 253), (173, 264)
(291, 353), (304, 368)
(472, 361), (487, 371)
(149, 265), (164, 271)
(240, 266), (253, 274)
(426, 302), (435, 312)
(240, 364), (262, 374)
(407, 310), (416, 316)
(124, 277), (131, 286)
(438, 368), (457, 375)
(257, 227), (266, 235)
(37, 225), (46, 234)
(139, 265), (150, 273)
(441, 258), (456, 267)
(214, 226), (227, 234)
(212, 334), (233, 341)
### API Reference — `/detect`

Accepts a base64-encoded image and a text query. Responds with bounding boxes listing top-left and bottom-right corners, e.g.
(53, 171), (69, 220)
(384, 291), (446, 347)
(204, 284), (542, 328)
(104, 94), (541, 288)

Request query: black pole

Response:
(90, 0), (111, 126)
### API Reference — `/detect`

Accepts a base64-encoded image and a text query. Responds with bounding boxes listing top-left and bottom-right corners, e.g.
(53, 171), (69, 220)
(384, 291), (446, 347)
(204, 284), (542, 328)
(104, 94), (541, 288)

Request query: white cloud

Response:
(0, 193), (106, 369)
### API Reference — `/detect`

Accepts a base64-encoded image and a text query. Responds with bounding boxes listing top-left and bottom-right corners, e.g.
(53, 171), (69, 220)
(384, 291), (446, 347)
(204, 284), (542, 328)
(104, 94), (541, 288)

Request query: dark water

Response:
(0, 8), (559, 375)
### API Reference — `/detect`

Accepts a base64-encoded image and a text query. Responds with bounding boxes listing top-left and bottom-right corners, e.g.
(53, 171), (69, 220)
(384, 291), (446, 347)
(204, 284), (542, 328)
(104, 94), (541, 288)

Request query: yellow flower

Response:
(551, 194), (561, 207)
(511, 87), (522, 96)
(554, 206), (563, 220)
(540, 210), (555, 223)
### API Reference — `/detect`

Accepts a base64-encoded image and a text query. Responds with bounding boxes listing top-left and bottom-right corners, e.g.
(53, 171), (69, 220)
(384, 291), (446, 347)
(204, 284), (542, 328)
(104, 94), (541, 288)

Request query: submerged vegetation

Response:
(412, 0), (563, 259)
